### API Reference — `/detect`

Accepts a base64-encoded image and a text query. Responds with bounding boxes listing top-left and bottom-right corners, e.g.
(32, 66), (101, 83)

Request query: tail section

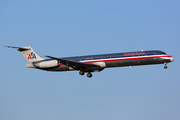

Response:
(20, 46), (45, 62)
(6, 46), (45, 63)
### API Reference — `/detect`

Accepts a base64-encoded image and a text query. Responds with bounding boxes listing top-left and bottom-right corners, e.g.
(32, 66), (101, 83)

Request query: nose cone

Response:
(170, 57), (174, 62)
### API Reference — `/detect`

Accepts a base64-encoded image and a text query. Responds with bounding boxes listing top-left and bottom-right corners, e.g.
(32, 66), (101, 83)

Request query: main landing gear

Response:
(164, 63), (168, 69)
(79, 70), (92, 78)
(79, 70), (85, 75)
(87, 72), (92, 78)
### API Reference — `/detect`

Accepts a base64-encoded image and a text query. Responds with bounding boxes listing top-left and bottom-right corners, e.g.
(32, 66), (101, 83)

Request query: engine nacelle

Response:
(34, 60), (59, 68)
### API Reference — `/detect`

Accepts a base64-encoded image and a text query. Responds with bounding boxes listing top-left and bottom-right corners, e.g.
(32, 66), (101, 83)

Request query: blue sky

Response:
(1, 0), (180, 120)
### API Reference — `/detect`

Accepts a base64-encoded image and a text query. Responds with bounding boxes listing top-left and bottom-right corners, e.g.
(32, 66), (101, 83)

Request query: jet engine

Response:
(33, 60), (59, 68)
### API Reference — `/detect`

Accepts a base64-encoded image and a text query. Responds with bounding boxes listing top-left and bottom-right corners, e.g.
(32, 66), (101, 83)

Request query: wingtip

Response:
(45, 56), (53, 59)
(4, 46), (12, 48)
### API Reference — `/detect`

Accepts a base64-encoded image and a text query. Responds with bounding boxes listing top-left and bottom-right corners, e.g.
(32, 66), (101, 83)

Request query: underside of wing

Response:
(45, 56), (100, 70)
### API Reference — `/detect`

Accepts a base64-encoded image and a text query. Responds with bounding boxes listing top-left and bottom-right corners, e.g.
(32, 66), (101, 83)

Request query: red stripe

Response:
(85, 55), (172, 63)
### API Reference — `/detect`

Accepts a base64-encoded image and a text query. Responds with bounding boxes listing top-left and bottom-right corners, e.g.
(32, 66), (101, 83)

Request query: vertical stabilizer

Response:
(20, 46), (45, 63)
(5, 46), (45, 63)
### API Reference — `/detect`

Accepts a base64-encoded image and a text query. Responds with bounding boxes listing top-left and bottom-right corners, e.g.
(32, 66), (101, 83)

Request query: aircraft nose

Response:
(170, 57), (174, 62)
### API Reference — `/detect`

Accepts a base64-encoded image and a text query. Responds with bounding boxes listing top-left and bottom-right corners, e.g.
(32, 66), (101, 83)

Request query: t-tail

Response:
(5, 46), (45, 63)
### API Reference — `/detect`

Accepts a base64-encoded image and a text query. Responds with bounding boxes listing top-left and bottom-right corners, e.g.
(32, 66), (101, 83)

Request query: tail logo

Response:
(28, 52), (36, 59)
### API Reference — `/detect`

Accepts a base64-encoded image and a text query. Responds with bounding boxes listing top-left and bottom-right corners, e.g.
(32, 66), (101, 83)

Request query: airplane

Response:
(5, 46), (174, 78)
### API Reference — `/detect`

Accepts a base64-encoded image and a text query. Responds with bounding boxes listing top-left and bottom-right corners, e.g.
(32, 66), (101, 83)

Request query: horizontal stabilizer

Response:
(5, 46), (30, 51)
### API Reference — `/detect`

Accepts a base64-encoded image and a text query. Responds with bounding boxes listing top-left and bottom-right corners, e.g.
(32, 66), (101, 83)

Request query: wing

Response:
(45, 56), (100, 70)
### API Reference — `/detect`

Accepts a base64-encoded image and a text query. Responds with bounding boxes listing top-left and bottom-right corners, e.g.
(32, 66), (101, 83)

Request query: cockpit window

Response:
(159, 52), (166, 55)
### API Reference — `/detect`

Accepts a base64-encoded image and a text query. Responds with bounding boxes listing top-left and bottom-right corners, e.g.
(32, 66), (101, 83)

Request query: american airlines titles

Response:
(124, 52), (145, 56)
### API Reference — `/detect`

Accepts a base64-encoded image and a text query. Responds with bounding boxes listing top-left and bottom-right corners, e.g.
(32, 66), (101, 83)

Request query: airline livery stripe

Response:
(84, 55), (172, 63)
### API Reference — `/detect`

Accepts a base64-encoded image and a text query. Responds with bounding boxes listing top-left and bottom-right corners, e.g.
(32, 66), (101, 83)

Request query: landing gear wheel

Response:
(79, 71), (85, 75)
(87, 73), (92, 78)
(164, 63), (168, 69)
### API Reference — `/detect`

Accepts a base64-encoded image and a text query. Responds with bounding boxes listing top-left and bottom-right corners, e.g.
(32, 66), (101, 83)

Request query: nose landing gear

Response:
(164, 63), (168, 69)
